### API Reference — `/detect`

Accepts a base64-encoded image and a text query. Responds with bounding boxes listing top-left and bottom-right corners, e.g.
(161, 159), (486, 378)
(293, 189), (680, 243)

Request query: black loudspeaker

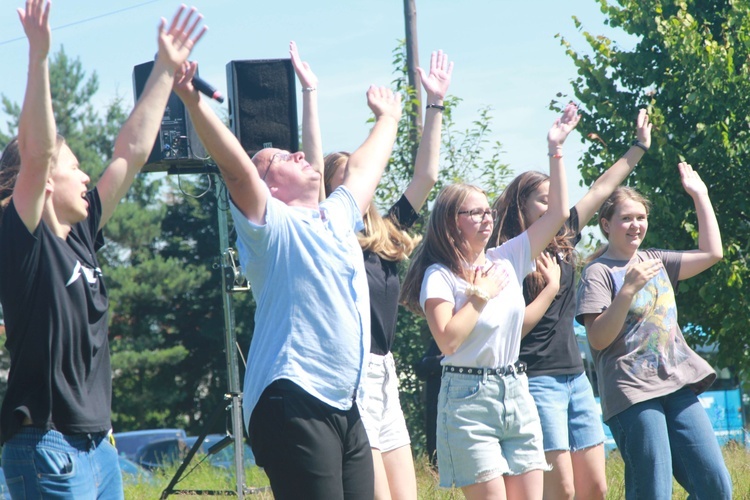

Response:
(132, 61), (208, 173)
(226, 59), (298, 156)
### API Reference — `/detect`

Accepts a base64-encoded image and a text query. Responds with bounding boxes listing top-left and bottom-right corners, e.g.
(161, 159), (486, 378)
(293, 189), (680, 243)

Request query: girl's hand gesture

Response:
(635, 108), (652, 149)
(417, 50), (453, 102)
(547, 102), (581, 150)
(622, 258), (662, 297)
(537, 252), (561, 293)
(679, 162), (708, 199)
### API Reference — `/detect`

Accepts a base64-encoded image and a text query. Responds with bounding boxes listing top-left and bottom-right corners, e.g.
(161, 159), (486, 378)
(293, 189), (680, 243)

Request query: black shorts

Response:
(249, 379), (374, 500)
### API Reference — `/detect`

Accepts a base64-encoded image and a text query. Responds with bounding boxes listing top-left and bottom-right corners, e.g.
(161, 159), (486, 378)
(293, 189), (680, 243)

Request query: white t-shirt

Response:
(419, 233), (534, 368)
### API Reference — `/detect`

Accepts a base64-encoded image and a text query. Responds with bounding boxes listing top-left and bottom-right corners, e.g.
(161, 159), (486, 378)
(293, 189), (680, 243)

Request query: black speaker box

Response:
(226, 59), (298, 156)
(132, 61), (208, 173)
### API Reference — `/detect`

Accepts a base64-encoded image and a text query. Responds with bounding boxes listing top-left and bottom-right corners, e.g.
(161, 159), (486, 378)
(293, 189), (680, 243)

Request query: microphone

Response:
(192, 75), (224, 103)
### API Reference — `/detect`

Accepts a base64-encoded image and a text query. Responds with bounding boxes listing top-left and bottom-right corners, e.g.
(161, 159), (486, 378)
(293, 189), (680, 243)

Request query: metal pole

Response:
(216, 177), (246, 498)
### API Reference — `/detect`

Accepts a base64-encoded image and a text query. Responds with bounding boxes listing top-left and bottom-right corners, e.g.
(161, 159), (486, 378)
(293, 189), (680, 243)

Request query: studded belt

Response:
(444, 360), (527, 377)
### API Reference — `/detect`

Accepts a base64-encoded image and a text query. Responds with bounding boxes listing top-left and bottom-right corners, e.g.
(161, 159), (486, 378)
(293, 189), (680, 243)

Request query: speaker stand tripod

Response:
(161, 174), (260, 498)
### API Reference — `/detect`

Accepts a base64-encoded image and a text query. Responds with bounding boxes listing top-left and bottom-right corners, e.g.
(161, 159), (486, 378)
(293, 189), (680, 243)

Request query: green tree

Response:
(0, 47), (255, 434)
(383, 41), (513, 455)
(557, 0), (750, 371)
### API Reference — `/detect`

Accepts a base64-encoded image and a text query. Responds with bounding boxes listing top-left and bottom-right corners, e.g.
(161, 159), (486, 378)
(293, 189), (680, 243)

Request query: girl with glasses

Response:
(488, 109), (652, 500)
(399, 103), (577, 500)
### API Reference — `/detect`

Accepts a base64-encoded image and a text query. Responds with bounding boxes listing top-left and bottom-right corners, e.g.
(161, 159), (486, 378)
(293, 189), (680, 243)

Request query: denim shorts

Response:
(436, 370), (549, 488)
(357, 352), (411, 452)
(1, 427), (123, 500)
(527, 372), (605, 452)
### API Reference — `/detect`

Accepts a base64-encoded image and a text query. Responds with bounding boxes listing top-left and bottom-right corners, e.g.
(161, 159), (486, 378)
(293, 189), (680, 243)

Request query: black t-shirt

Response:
(519, 207), (585, 376)
(0, 190), (111, 443)
(365, 195), (419, 356)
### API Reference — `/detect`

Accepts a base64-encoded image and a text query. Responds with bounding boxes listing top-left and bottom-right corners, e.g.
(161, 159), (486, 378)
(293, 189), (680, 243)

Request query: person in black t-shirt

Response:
(488, 109), (652, 500)
(320, 50), (453, 500)
(0, 3), (204, 498)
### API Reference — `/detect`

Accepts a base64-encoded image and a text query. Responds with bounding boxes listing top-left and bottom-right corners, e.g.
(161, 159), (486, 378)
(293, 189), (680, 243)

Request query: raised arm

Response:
(96, 6), (206, 229)
(403, 50), (454, 211)
(13, 0), (54, 232)
(574, 109), (652, 225)
(343, 86), (402, 215)
(290, 41), (325, 202)
(674, 162), (723, 280)
(525, 103), (575, 257)
(174, 62), (267, 223)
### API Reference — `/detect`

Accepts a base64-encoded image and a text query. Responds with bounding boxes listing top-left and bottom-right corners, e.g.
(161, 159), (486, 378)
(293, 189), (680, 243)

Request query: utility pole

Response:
(403, 0), (422, 160)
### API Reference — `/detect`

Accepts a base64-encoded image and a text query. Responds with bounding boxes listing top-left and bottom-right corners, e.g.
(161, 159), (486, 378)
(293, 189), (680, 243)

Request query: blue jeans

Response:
(528, 372), (605, 452)
(1, 427), (123, 500)
(606, 387), (732, 500)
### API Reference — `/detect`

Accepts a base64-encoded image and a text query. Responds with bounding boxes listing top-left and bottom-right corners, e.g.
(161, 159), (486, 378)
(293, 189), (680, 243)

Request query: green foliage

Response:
(386, 40), (513, 455)
(556, 0), (750, 373)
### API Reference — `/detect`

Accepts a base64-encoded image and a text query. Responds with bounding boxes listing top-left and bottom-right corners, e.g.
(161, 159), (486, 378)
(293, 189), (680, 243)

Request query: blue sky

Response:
(0, 0), (631, 205)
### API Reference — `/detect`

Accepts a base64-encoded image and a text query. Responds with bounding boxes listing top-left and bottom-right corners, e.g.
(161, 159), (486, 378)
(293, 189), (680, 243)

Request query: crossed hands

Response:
(18, 0), (50, 56)
(157, 5), (207, 74)
(418, 50), (454, 102)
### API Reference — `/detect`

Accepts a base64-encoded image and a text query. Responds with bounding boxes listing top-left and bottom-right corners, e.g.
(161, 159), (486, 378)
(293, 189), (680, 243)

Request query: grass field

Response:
(127, 442), (750, 499)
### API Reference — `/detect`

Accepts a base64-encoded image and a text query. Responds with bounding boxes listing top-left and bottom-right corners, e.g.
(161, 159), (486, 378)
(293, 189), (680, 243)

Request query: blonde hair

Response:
(400, 183), (485, 315)
(588, 186), (651, 261)
(324, 152), (421, 262)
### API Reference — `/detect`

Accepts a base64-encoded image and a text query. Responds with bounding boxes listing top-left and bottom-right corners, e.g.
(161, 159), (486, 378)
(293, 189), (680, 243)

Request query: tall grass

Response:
(125, 443), (750, 499)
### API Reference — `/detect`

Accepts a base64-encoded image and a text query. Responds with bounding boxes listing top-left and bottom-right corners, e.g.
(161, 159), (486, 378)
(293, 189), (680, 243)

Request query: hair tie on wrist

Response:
(631, 140), (649, 153)
(302, 87), (316, 93)
(547, 152), (563, 159)
(426, 103), (445, 111)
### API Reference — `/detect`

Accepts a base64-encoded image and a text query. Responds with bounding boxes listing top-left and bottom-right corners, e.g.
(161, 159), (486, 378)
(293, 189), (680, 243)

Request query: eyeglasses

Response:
(458, 208), (497, 223)
(261, 152), (293, 181)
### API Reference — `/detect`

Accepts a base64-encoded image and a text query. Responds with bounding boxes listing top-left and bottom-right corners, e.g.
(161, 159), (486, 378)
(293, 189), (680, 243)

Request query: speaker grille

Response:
(226, 59), (298, 156)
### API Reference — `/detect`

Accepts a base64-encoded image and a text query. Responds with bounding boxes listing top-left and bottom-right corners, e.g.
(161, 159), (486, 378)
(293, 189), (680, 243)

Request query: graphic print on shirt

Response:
(65, 260), (102, 287)
(610, 266), (690, 377)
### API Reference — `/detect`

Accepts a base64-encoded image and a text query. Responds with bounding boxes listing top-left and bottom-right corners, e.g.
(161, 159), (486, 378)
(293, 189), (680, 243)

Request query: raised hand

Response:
(417, 50), (454, 101)
(622, 258), (662, 296)
(173, 61), (200, 103)
(17, 0), (51, 56)
(547, 102), (581, 149)
(367, 85), (402, 122)
(157, 5), (207, 72)
(290, 40), (317, 89)
(679, 161), (708, 198)
(636, 108), (652, 149)
(536, 252), (561, 292)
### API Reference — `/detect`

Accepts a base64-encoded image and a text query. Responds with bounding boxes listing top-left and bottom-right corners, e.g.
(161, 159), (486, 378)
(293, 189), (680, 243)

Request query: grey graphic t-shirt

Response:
(575, 249), (715, 421)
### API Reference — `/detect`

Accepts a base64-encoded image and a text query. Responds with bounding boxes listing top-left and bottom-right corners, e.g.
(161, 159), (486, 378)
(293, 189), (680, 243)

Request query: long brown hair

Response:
(324, 152), (420, 262)
(0, 136), (65, 224)
(587, 186), (651, 262)
(400, 183), (484, 315)
(489, 170), (575, 302)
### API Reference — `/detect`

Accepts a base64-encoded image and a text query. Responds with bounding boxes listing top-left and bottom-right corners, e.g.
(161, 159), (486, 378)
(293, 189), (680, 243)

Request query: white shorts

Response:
(357, 352), (411, 452)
